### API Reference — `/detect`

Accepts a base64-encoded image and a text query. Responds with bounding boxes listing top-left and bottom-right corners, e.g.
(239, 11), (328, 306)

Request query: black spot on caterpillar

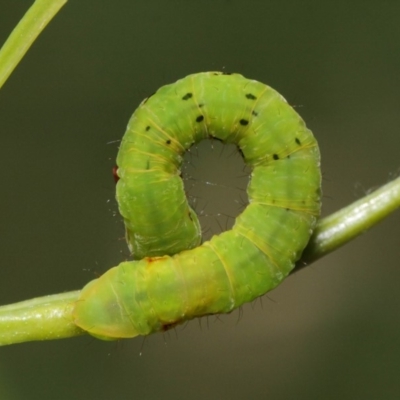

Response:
(73, 72), (321, 340)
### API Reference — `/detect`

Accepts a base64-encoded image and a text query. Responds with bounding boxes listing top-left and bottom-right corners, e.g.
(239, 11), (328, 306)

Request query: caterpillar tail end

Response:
(72, 268), (140, 341)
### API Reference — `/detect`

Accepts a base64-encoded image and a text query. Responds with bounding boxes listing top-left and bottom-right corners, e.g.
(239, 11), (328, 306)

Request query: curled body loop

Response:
(73, 72), (321, 340)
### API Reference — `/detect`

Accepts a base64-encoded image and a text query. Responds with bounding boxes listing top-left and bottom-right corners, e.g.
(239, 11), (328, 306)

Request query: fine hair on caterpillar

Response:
(73, 72), (321, 341)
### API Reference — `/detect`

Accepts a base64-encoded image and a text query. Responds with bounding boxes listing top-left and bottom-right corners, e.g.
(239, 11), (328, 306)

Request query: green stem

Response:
(0, 176), (399, 346)
(297, 175), (400, 268)
(0, 292), (84, 346)
(0, 0), (67, 90)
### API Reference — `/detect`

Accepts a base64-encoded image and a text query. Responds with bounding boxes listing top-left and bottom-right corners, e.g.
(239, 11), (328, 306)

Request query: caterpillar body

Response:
(73, 72), (321, 340)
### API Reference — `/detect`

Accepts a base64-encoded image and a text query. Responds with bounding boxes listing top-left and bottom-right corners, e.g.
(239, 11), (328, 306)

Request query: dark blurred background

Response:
(0, 1), (399, 399)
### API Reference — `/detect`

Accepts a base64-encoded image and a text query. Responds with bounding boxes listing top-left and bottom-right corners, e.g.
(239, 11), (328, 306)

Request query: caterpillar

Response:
(73, 72), (321, 340)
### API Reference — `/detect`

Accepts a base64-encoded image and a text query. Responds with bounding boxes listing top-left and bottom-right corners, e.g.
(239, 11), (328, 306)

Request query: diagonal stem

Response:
(297, 175), (400, 269)
(0, 0), (67, 90)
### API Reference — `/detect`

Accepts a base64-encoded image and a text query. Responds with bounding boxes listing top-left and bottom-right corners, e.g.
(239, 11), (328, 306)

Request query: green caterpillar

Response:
(73, 72), (321, 340)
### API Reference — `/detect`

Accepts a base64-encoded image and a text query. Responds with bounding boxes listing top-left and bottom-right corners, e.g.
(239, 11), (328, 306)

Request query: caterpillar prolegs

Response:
(73, 72), (321, 340)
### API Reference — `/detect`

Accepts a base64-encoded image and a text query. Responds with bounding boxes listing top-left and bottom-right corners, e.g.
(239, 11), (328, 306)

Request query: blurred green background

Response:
(0, 1), (399, 399)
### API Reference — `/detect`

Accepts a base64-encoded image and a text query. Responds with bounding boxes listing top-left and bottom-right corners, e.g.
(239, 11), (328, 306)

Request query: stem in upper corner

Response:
(0, 0), (67, 90)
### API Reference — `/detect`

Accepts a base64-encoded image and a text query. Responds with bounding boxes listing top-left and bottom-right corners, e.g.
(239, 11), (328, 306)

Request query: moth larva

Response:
(73, 72), (321, 340)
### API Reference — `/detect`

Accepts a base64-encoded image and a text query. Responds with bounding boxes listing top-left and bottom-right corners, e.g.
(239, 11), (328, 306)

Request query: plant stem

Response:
(0, 176), (399, 346)
(0, 292), (84, 346)
(0, 0), (67, 90)
(297, 175), (400, 268)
